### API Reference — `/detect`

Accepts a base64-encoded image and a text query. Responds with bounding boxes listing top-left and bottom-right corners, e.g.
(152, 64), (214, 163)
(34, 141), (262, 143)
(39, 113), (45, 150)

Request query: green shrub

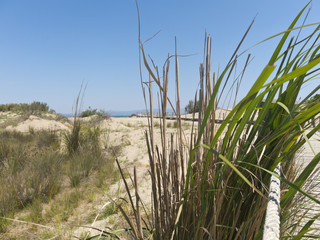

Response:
(80, 107), (97, 117)
(184, 100), (199, 114)
(0, 101), (52, 114)
(80, 107), (110, 124)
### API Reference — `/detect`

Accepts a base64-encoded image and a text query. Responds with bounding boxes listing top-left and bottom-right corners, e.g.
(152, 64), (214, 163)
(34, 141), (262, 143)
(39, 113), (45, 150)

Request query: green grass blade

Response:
(201, 144), (265, 198)
(281, 152), (320, 207)
(291, 214), (320, 240)
(238, 160), (320, 206)
(277, 101), (317, 155)
(268, 0), (311, 65)
(263, 57), (320, 88)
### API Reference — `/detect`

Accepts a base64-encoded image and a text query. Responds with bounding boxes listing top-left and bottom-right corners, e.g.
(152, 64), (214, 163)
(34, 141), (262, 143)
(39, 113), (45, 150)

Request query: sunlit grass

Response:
(114, 2), (320, 239)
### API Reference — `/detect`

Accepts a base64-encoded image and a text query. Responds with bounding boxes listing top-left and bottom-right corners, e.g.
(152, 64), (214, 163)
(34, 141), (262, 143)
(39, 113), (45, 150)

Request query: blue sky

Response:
(0, 0), (319, 113)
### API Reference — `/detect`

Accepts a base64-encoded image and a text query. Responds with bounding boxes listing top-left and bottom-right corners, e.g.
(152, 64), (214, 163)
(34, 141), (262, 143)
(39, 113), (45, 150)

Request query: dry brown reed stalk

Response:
(115, 29), (254, 239)
(116, 2), (320, 239)
(115, 158), (140, 239)
(114, 157), (153, 239)
(133, 34), (220, 240)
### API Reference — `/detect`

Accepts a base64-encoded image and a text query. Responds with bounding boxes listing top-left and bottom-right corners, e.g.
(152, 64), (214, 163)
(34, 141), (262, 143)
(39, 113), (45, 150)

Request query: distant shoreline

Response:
(60, 113), (131, 118)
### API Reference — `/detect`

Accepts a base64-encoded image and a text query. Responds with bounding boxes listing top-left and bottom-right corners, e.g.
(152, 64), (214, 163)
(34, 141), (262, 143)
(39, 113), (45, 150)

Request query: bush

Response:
(97, 109), (110, 119)
(184, 100), (199, 114)
(0, 101), (52, 114)
(80, 107), (98, 117)
(81, 107), (110, 120)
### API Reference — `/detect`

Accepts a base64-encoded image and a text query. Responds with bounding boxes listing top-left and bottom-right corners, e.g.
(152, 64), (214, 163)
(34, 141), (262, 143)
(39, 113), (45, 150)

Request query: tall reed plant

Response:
(117, 2), (320, 239)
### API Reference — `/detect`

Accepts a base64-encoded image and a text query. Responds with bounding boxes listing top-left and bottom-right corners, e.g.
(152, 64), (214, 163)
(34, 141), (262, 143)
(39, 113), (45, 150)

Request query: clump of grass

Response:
(33, 129), (60, 150)
(0, 130), (63, 232)
(65, 124), (113, 187)
(44, 189), (82, 222)
(117, 2), (320, 240)
(98, 201), (120, 220)
(0, 96), (118, 237)
(166, 121), (177, 128)
(66, 145), (104, 187)
(27, 198), (43, 224)
(63, 93), (116, 187)
(64, 117), (81, 155)
(125, 122), (134, 128)
(63, 87), (83, 155)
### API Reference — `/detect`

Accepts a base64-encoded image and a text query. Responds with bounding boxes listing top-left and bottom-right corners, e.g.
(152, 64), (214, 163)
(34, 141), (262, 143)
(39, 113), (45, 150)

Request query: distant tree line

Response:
(0, 101), (54, 114)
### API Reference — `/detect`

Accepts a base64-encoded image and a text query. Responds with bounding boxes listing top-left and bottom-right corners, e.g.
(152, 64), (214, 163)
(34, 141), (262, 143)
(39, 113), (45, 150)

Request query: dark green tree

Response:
(184, 100), (199, 114)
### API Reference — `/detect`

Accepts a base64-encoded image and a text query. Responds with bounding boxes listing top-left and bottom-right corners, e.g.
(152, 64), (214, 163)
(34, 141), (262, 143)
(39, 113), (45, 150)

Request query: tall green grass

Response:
(0, 117), (115, 235)
(0, 130), (62, 232)
(63, 88), (113, 187)
(116, 2), (320, 239)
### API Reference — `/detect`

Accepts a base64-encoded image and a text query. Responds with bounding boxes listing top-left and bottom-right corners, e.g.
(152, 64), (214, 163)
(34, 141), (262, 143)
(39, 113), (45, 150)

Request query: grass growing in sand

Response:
(112, 2), (320, 240)
(0, 130), (62, 232)
(1, 2), (320, 240)
(0, 111), (119, 238)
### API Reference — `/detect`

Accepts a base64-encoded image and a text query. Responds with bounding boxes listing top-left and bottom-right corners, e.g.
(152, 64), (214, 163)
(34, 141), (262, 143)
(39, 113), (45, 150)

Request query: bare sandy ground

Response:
(4, 114), (71, 132)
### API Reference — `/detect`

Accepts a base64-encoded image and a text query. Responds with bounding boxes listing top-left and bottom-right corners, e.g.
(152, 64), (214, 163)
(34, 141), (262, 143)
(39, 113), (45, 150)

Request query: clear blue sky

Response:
(0, 0), (319, 113)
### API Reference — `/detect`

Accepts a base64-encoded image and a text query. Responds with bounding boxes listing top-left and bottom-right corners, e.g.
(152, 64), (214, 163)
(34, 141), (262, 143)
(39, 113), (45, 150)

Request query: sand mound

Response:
(6, 115), (70, 132)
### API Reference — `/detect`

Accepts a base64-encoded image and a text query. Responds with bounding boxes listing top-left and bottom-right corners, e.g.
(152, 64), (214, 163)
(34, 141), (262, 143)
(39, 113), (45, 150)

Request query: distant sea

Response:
(60, 111), (138, 118)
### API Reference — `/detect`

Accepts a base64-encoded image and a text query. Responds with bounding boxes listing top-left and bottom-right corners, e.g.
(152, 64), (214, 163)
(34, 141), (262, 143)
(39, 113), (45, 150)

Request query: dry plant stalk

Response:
(117, 2), (320, 239)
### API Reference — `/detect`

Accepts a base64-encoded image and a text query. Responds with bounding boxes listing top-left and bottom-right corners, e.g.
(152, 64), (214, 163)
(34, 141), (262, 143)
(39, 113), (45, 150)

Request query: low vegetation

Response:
(0, 112), (118, 236)
(0, 130), (62, 232)
(1, 3), (319, 240)
(0, 101), (53, 114)
(80, 107), (110, 119)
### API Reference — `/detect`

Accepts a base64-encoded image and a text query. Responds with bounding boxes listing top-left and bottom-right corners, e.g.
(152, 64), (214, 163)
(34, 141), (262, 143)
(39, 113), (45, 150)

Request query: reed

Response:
(117, 2), (320, 239)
